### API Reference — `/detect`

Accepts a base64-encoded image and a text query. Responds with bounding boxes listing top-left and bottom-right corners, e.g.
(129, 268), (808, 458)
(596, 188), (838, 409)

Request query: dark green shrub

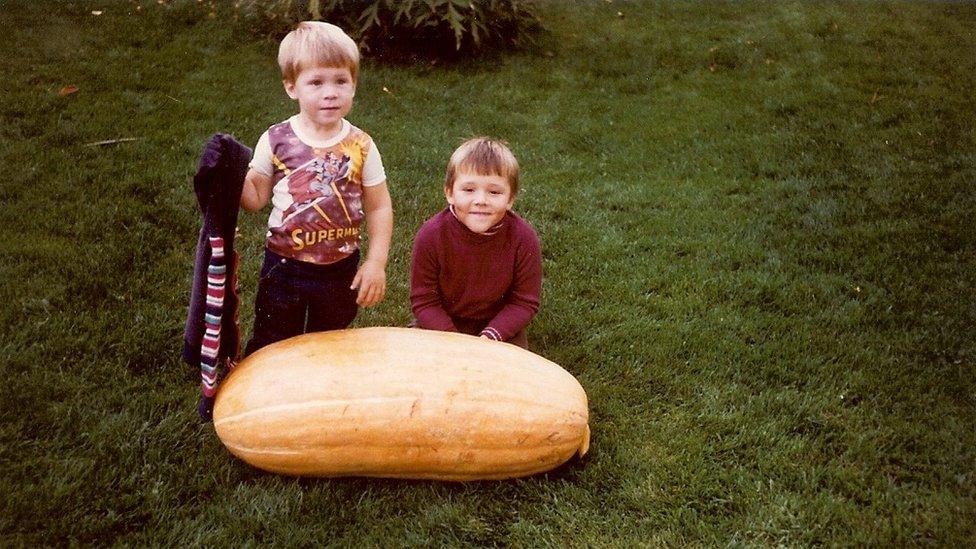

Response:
(236, 0), (540, 59)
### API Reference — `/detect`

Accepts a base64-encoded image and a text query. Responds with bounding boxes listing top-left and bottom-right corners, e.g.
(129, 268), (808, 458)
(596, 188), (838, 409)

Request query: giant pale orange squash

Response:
(213, 327), (590, 480)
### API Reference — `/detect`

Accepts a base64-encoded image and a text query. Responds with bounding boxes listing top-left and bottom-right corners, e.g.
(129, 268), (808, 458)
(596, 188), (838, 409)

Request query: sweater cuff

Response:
(480, 326), (503, 341)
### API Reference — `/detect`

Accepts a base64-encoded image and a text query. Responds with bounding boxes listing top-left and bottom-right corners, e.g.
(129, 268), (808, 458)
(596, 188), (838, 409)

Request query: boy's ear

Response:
(444, 185), (455, 205)
(283, 79), (298, 100)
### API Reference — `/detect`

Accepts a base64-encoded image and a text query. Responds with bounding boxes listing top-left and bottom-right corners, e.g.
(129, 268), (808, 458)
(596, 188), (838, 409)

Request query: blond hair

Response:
(278, 21), (360, 83)
(445, 137), (521, 195)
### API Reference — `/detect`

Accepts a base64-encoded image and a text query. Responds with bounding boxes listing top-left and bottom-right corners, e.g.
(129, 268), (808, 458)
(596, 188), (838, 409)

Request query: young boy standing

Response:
(241, 21), (393, 355)
(410, 138), (542, 348)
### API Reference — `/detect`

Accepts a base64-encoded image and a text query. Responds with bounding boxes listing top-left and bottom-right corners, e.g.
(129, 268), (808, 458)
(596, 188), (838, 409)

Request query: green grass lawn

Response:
(2, 0), (974, 545)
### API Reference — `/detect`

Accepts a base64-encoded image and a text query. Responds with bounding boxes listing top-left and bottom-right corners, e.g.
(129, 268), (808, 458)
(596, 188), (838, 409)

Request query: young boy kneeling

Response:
(410, 138), (542, 348)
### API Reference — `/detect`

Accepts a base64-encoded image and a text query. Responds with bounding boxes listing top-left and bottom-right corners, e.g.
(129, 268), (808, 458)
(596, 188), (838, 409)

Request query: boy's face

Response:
(284, 66), (356, 134)
(445, 171), (515, 234)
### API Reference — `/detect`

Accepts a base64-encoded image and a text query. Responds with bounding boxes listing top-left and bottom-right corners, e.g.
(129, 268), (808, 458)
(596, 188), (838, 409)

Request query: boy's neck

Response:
(294, 113), (344, 142)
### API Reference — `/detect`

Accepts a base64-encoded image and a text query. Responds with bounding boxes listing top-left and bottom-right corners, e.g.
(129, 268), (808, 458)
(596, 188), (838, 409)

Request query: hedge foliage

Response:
(235, 0), (540, 59)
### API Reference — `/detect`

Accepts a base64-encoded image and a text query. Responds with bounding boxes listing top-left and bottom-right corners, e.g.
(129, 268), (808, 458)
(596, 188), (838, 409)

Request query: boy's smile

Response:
(285, 66), (356, 139)
(445, 171), (515, 234)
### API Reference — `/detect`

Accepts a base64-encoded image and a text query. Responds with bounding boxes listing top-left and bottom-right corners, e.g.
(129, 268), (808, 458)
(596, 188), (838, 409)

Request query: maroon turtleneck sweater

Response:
(410, 207), (542, 344)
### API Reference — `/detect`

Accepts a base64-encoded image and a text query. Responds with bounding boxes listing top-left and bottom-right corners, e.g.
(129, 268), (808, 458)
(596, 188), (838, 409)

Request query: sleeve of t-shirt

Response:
(249, 131), (273, 176)
(481, 223), (542, 342)
(362, 140), (386, 187)
(410, 222), (458, 332)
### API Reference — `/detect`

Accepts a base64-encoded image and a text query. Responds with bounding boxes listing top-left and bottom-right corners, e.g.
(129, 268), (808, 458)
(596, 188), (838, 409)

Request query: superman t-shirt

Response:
(249, 117), (386, 265)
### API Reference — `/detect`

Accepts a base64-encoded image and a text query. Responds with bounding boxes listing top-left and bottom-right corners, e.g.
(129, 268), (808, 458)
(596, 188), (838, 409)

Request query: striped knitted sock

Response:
(200, 236), (225, 401)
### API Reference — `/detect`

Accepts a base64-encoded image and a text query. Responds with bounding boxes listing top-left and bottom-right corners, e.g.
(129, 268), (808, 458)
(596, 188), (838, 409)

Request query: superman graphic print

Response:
(252, 118), (385, 264)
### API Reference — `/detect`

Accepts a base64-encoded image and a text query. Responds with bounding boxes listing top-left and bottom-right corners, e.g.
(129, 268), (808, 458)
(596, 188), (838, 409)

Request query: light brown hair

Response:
(445, 137), (520, 195)
(278, 21), (360, 83)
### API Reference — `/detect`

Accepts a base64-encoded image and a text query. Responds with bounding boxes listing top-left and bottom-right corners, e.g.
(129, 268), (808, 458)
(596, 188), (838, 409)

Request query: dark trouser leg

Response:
(305, 253), (359, 332)
(245, 253), (305, 355)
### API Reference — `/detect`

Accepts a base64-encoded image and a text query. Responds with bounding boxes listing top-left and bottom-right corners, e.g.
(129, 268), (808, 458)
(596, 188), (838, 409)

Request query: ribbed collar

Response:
(287, 116), (350, 148)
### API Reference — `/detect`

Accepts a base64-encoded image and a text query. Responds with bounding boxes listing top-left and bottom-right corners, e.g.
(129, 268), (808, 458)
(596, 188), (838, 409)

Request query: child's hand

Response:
(351, 259), (386, 307)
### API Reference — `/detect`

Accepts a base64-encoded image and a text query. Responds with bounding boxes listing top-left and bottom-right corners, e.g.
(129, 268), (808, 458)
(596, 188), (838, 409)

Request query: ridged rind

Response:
(213, 327), (590, 480)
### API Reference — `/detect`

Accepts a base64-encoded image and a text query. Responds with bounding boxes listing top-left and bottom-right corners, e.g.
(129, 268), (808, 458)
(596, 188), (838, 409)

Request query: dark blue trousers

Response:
(245, 248), (360, 355)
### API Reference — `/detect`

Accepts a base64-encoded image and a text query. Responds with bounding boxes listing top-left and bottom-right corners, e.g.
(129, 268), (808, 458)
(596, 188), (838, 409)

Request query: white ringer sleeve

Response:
(248, 131), (273, 176)
(362, 140), (387, 187)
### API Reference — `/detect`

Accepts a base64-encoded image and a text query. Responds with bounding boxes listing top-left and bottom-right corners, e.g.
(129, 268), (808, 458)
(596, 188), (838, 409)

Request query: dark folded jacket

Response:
(182, 134), (251, 376)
